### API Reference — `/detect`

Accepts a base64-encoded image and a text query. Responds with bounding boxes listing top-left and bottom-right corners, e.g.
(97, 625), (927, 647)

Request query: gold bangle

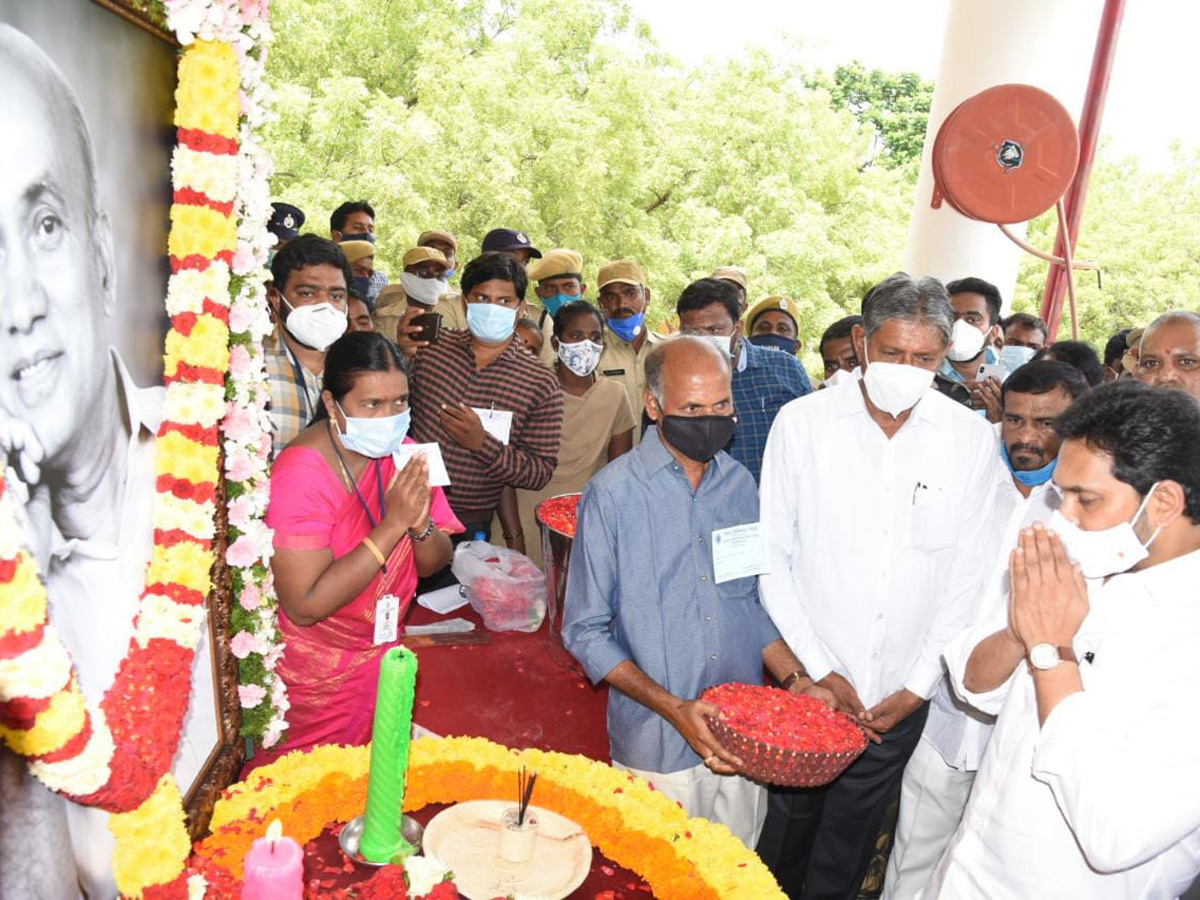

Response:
(362, 537), (386, 568)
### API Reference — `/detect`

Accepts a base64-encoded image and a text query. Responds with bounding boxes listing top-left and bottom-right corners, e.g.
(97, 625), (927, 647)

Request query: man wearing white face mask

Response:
(265, 235), (352, 458)
(375, 246), (452, 344)
(931, 381), (1200, 899)
(675, 278), (811, 484)
(934, 277), (1006, 420)
(756, 273), (1002, 899)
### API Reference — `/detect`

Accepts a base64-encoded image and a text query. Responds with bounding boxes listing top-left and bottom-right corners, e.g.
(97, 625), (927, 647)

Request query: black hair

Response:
(1001, 359), (1089, 402)
(675, 278), (740, 326)
(330, 200), (376, 234)
(1002, 312), (1049, 342)
(460, 253), (528, 301)
(820, 315), (864, 357)
(270, 234), (352, 295)
(552, 300), (603, 339)
(347, 286), (366, 304)
(1054, 380), (1200, 522)
(1104, 328), (1133, 368)
(1036, 340), (1105, 387)
(515, 316), (542, 333)
(946, 276), (1002, 326)
(321, 332), (407, 406)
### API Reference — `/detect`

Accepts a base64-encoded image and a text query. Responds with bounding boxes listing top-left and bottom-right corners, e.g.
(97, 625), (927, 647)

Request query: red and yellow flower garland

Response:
(183, 737), (786, 899)
(0, 38), (241, 898)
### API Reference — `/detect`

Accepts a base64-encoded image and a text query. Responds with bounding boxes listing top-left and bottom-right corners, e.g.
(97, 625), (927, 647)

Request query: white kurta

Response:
(930, 548), (1200, 898)
(758, 380), (1003, 706)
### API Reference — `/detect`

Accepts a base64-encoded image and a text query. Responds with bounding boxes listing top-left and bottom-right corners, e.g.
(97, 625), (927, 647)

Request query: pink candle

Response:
(242, 820), (303, 899)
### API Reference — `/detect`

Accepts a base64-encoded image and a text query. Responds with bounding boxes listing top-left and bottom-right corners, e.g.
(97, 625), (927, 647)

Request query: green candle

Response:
(359, 645), (418, 863)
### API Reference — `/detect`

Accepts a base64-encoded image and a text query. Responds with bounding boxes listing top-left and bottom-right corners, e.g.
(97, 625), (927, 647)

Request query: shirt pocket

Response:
(910, 482), (955, 552)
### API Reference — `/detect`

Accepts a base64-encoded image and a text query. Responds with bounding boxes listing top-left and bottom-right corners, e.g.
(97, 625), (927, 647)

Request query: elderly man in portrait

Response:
(756, 273), (1002, 899)
(0, 25), (215, 899)
(563, 337), (832, 848)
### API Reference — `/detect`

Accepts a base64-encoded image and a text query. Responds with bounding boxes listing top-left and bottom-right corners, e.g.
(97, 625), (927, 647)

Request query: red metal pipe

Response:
(1040, 0), (1127, 340)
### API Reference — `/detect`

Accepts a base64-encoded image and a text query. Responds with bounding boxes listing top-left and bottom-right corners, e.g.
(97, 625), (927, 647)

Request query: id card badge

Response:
(374, 593), (400, 645)
(470, 407), (514, 445)
(711, 522), (771, 584)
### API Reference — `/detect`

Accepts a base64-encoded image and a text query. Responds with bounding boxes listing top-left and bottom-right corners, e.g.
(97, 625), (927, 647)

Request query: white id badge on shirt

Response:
(470, 407), (514, 445)
(711, 522), (770, 584)
(374, 593), (400, 645)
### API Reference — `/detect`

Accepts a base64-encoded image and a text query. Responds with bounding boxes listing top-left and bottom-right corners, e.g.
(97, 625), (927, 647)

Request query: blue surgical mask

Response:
(542, 293), (576, 319)
(1000, 343), (1037, 373)
(466, 302), (517, 342)
(336, 402), (411, 458)
(748, 333), (798, 355)
(350, 275), (371, 299)
(606, 311), (645, 343)
(1002, 442), (1057, 487)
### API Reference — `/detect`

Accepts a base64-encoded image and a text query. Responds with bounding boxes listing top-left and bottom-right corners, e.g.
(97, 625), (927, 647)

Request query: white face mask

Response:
(282, 297), (347, 351)
(400, 271), (447, 307)
(694, 333), (735, 358)
(1000, 343), (1038, 372)
(824, 367), (860, 388)
(945, 318), (988, 363)
(1049, 482), (1162, 579)
(861, 343), (934, 417)
(556, 338), (603, 376)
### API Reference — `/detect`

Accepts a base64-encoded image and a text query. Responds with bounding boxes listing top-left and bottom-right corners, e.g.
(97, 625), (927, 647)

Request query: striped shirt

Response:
(410, 330), (564, 520)
(264, 330), (322, 459)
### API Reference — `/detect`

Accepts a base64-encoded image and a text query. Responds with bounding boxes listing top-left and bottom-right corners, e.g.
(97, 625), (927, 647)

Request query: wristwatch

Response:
(1028, 643), (1078, 671)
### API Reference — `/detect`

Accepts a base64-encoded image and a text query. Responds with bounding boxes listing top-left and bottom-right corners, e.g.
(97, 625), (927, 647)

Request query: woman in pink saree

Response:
(255, 332), (461, 768)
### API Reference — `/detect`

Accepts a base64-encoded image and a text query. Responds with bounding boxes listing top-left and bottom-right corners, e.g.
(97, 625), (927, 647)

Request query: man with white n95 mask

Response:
(755, 272), (1003, 899)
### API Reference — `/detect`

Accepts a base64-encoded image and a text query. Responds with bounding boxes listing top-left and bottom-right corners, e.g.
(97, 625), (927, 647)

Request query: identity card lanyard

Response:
(330, 435), (388, 574)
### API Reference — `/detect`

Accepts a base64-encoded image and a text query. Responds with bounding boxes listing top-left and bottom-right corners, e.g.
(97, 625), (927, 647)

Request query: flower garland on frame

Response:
(0, 1), (276, 894)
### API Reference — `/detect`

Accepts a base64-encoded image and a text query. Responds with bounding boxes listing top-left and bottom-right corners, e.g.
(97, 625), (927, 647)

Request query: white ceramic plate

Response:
(422, 800), (592, 900)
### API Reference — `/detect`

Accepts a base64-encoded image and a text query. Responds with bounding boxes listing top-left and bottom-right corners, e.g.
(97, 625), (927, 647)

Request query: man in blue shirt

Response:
(675, 279), (812, 483)
(563, 336), (829, 847)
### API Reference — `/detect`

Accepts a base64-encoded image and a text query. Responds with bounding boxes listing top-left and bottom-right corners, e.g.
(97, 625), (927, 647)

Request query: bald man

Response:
(0, 25), (217, 898)
(1136, 312), (1200, 401)
(563, 337), (831, 847)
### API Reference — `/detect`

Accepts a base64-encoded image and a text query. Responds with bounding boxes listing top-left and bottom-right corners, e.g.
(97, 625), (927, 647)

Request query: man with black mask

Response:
(564, 337), (830, 848)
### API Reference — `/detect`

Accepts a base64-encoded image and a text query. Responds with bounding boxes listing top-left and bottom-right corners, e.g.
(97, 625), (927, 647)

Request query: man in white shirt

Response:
(883, 360), (1087, 899)
(931, 380), (1200, 899)
(757, 273), (1002, 899)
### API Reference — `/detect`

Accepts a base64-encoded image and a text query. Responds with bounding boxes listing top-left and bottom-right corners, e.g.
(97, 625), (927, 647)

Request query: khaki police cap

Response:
(340, 240), (375, 265)
(417, 229), (458, 253)
(711, 266), (748, 291)
(403, 246), (449, 270)
(597, 259), (646, 290)
(747, 295), (799, 328)
(528, 249), (584, 282)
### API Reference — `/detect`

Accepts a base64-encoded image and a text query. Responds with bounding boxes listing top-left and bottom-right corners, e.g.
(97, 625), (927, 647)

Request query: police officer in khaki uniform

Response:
(711, 265), (749, 316)
(373, 246), (452, 341)
(527, 249), (587, 367)
(596, 259), (665, 445)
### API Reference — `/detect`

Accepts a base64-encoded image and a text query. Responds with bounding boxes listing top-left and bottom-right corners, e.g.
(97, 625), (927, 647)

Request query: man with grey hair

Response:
(0, 24), (216, 899)
(1135, 311), (1200, 401)
(563, 337), (831, 847)
(755, 273), (1002, 898)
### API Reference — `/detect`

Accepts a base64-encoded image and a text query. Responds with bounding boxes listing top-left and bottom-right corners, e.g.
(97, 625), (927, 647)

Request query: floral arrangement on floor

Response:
(0, 1), (278, 897)
(183, 736), (786, 899)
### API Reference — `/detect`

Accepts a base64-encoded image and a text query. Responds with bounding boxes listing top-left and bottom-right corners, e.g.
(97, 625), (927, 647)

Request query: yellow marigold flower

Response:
(146, 542), (213, 595)
(164, 315), (231, 374)
(168, 205), (237, 261)
(0, 553), (48, 636)
(175, 42), (240, 138)
(156, 432), (219, 485)
(111, 775), (190, 898)
(0, 679), (86, 757)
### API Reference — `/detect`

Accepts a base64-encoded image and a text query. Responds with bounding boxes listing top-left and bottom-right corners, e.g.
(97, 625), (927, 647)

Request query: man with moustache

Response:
(0, 25), (216, 898)
(595, 259), (666, 443)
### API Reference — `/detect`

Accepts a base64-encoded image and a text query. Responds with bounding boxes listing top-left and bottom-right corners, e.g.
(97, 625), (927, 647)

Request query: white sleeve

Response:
(757, 409), (835, 682)
(1032, 686), (1200, 872)
(942, 614), (1020, 716)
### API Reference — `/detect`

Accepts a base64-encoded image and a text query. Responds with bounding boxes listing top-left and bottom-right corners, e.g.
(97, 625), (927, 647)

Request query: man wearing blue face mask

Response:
(932, 381), (1200, 898)
(527, 248), (588, 368)
(408, 253), (564, 542)
(884, 359), (1087, 900)
(596, 259), (666, 445)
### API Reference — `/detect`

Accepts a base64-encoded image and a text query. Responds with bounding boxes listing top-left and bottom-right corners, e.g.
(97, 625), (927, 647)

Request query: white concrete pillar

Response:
(904, 0), (1103, 309)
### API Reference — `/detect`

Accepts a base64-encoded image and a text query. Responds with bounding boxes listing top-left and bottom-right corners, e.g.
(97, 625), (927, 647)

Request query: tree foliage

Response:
(1011, 146), (1200, 347)
(265, 0), (911, 366)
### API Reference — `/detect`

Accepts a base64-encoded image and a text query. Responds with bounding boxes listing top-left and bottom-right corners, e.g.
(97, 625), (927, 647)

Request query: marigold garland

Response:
(0, 3), (270, 892)
(183, 737), (786, 899)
